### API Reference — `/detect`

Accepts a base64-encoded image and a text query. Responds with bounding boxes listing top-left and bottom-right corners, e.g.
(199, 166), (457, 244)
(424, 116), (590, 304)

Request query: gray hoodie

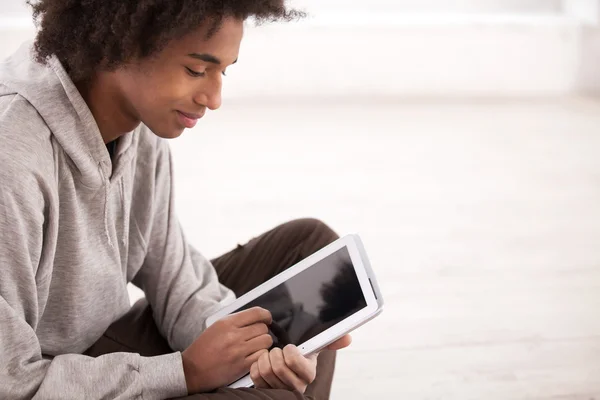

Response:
(0, 42), (235, 399)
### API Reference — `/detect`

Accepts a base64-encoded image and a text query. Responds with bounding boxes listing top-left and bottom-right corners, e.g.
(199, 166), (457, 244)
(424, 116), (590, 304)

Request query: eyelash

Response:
(186, 67), (227, 78)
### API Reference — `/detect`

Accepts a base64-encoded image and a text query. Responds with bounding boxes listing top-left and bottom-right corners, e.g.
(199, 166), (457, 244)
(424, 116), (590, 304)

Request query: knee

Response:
(288, 218), (339, 248)
(293, 217), (336, 235)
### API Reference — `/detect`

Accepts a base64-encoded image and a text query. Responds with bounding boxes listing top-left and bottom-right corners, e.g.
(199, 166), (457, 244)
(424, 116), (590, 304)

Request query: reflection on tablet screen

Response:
(233, 246), (367, 348)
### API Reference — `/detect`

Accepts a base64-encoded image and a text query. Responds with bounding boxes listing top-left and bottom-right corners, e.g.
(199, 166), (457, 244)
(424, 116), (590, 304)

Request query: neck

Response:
(75, 72), (140, 144)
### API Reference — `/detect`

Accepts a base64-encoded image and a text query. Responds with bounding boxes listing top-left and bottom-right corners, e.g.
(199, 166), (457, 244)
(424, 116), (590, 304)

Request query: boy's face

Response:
(116, 17), (243, 139)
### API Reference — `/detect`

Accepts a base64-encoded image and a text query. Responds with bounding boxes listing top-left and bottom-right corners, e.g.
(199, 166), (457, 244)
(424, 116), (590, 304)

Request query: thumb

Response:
(326, 335), (352, 351)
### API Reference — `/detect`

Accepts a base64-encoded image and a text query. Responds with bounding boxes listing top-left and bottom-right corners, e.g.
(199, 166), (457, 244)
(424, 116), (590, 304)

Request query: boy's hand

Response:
(249, 334), (352, 393)
(182, 307), (273, 394)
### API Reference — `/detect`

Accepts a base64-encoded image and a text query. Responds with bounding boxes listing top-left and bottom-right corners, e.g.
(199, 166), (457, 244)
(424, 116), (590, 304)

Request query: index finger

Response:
(229, 307), (272, 327)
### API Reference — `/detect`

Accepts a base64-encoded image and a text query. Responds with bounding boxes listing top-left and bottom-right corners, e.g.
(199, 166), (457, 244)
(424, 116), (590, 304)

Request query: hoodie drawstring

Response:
(99, 164), (114, 249)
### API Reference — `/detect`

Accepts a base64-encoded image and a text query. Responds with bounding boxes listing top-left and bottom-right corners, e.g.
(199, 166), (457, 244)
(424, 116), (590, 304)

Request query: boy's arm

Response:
(132, 139), (235, 351)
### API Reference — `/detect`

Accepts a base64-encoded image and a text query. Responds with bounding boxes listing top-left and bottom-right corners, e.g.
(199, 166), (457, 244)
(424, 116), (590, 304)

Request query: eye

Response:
(186, 67), (206, 78)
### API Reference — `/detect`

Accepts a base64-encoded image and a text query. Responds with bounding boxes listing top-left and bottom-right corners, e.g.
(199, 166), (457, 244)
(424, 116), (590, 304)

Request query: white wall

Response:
(576, 4), (600, 94)
(0, 0), (598, 98)
(291, 0), (563, 14)
(0, 0), (565, 14)
(223, 20), (582, 99)
(0, 0), (28, 14)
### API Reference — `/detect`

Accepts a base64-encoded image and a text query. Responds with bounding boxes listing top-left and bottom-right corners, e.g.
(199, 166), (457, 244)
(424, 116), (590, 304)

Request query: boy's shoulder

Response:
(0, 91), (55, 183)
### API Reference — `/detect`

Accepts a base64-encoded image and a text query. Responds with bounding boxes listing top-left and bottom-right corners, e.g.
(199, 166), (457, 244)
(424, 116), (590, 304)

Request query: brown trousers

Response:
(84, 218), (340, 400)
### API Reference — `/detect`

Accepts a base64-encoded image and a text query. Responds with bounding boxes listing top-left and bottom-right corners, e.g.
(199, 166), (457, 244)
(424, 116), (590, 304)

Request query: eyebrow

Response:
(188, 53), (238, 65)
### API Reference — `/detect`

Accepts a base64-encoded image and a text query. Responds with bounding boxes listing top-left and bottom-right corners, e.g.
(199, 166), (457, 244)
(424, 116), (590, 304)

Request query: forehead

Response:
(166, 17), (244, 65)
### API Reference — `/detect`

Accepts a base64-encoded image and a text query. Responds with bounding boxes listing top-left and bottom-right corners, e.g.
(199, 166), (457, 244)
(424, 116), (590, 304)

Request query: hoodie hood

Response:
(0, 41), (139, 247)
(0, 41), (135, 189)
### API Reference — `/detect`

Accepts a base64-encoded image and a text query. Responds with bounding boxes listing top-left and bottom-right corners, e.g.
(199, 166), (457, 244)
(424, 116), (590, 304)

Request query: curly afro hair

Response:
(27, 0), (304, 81)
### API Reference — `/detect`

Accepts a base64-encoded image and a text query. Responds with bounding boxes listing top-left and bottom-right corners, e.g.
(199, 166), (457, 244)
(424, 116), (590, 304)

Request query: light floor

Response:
(130, 96), (600, 399)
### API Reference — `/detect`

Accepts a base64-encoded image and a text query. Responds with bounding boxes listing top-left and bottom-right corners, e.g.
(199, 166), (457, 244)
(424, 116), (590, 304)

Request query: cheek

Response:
(142, 80), (193, 113)
(129, 88), (177, 122)
(127, 65), (187, 106)
(120, 65), (197, 132)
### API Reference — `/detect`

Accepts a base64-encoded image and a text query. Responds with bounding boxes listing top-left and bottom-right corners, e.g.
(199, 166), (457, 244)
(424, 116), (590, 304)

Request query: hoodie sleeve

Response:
(0, 96), (188, 400)
(132, 139), (235, 352)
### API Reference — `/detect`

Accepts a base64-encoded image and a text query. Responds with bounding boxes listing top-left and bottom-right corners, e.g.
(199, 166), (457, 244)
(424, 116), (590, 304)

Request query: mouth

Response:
(176, 110), (205, 129)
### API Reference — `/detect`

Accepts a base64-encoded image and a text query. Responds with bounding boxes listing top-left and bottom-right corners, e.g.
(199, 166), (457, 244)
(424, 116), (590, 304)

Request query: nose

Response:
(193, 75), (222, 111)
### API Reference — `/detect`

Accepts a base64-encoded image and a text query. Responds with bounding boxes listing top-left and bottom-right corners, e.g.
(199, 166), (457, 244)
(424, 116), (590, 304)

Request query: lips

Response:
(179, 110), (205, 119)
(177, 110), (205, 129)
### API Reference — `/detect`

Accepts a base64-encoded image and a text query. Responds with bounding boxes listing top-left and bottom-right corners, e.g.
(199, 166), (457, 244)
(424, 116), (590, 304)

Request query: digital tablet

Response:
(205, 233), (384, 388)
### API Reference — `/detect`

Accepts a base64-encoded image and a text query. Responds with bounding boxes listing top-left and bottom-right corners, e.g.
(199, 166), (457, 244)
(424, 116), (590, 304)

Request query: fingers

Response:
(239, 322), (269, 341)
(257, 349), (287, 389)
(326, 334), (352, 351)
(244, 333), (273, 356)
(269, 348), (307, 392)
(249, 347), (317, 392)
(229, 307), (272, 327)
(282, 345), (316, 384)
(245, 348), (269, 368)
(250, 361), (268, 388)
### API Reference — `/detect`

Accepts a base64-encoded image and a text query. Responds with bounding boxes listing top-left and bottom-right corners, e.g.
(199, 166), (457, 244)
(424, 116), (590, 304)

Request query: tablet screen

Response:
(233, 246), (368, 349)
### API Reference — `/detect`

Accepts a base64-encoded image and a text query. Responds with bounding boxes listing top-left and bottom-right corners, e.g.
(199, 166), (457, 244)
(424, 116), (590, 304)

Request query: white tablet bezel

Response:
(205, 234), (384, 388)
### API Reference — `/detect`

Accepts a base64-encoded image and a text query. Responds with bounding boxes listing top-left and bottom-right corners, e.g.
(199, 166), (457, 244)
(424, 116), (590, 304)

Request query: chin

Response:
(146, 123), (185, 139)
(157, 129), (185, 139)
